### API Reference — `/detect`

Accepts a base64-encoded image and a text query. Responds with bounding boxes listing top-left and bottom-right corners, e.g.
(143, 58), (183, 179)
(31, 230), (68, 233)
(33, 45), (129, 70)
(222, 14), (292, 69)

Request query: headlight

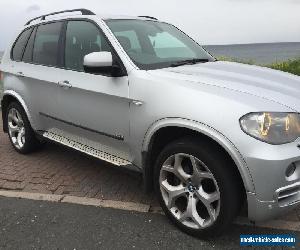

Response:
(240, 112), (300, 144)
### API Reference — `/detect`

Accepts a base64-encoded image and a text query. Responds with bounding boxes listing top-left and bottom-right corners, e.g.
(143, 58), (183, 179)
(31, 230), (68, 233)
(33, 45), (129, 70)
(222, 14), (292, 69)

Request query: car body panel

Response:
(1, 62), (61, 131)
(140, 116), (255, 193)
(54, 67), (132, 161)
(1, 14), (300, 223)
(151, 61), (300, 111)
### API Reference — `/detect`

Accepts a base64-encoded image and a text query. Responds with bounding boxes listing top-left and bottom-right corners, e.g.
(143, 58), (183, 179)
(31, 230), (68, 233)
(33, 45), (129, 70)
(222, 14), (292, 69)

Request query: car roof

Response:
(24, 9), (159, 27)
(102, 15), (158, 21)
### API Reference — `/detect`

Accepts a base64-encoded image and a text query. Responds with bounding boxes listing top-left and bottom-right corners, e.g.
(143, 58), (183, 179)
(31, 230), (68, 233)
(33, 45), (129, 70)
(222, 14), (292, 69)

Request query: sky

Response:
(0, 0), (299, 51)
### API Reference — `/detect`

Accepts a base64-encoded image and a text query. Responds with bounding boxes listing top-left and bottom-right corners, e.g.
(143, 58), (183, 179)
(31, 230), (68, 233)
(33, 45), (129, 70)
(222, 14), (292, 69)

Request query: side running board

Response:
(43, 130), (131, 167)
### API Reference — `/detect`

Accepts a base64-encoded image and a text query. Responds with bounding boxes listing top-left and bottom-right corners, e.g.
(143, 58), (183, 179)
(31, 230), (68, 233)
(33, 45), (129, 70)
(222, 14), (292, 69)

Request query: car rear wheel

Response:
(154, 138), (242, 238)
(6, 102), (42, 154)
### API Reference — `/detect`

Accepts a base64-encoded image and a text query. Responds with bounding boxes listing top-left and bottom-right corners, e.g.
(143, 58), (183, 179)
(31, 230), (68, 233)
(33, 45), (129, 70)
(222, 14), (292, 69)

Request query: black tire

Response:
(154, 137), (243, 238)
(6, 102), (42, 154)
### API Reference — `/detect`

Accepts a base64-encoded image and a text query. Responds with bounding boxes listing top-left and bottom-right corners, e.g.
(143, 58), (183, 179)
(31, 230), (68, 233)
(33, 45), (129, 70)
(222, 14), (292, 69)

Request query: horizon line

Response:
(1, 41), (300, 52)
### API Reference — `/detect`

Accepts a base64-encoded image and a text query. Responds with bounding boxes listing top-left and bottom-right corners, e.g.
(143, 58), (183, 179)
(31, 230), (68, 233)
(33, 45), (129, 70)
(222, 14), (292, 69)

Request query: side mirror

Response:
(83, 51), (112, 71)
(83, 52), (124, 77)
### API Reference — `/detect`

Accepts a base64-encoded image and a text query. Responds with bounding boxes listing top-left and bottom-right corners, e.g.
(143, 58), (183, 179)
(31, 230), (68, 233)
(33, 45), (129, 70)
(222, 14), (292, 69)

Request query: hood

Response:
(149, 61), (300, 111)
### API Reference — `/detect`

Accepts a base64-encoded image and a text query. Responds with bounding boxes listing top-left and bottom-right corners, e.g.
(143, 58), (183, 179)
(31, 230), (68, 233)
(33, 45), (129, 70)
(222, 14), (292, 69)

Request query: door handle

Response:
(16, 72), (25, 77)
(132, 100), (143, 106)
(58, 80), (72, 89)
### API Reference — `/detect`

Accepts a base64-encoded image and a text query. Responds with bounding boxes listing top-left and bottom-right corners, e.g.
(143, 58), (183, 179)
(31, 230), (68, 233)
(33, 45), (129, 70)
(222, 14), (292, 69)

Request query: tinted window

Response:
(148, 32), (195, 58)
(106, 20), (214, 70)
(23, 28), (36, 63)
(113, 30), (141, 53)
(12, 28), (32, 61)
(65, 21), (111, 71)
(33, 22), (62, 67)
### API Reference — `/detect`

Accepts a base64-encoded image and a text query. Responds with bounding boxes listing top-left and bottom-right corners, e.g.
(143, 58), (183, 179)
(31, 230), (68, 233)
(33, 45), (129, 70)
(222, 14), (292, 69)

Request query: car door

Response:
(6, 22), (63, 132)
(53, 20), (132, 163)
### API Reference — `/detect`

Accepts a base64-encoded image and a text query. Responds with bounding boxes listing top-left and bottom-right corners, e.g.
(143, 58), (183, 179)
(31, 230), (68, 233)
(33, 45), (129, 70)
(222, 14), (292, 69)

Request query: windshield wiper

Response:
(170, 58), (210, 67)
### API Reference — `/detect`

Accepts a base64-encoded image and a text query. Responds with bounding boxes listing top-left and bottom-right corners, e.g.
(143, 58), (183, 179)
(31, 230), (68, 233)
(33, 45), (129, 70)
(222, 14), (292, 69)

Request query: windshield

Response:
(105, 19), (215, 70)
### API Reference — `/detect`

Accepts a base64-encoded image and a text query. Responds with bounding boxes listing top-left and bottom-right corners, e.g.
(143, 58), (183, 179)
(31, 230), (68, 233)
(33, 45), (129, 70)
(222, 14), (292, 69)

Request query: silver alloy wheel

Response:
(159, 153), (221, 229)
(7, 108), (26, 149)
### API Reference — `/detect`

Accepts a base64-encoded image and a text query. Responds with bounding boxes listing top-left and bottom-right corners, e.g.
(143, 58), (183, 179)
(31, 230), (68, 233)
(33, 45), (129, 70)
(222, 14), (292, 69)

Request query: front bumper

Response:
(247, 182), (300, 221)
(240, 138), (300, 221)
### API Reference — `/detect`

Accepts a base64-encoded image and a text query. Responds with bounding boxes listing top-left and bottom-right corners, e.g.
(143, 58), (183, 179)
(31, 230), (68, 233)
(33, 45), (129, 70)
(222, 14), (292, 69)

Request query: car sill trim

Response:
(39, 112), (124, 141)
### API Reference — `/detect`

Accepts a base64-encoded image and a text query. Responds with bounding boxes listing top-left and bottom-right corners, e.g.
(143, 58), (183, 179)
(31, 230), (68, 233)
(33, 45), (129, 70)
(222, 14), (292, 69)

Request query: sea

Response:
(204, 42), (300, 64)
(0, 42), (300, 64)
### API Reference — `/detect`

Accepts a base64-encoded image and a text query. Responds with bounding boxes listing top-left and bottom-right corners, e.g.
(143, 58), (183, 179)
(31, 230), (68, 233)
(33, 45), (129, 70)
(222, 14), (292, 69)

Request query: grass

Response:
(218, 56), (300, 76)
(269, 59), (300, 76)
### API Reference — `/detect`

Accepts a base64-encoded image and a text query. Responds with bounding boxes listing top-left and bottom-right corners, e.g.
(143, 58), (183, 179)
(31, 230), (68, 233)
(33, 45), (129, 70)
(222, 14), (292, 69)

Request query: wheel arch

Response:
(1, 90), (34, 133)
(142, 118), (255, 195)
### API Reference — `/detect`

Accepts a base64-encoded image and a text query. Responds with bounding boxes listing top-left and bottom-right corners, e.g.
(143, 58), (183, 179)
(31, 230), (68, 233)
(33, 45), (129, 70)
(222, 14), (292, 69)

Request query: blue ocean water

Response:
(204, 42), (300, 64)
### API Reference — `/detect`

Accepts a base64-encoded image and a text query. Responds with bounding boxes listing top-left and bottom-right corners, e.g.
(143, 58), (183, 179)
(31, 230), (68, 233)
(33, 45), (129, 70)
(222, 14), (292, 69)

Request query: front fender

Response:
(142, 117), (255, 193)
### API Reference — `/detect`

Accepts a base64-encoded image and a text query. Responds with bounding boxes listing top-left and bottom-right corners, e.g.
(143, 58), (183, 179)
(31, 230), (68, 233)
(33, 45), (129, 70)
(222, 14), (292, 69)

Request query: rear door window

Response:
(11, 28), (33, 61)
(23, 27), (36, 63)
(33, 22), (62, 67)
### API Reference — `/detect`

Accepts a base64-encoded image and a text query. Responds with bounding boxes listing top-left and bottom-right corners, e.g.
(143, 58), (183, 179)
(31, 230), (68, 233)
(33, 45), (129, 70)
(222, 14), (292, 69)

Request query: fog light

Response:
(286, 163), (296, 177)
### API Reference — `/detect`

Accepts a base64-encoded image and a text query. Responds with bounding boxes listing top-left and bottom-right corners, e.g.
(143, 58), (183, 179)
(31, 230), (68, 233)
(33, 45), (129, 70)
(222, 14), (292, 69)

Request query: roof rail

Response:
(25, 9), (95, 25)
(138, 16), (158, 20)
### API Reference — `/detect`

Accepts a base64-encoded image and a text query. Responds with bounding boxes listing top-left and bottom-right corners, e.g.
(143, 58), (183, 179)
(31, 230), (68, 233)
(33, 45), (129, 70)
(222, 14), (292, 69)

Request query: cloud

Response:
(26, 4), (40, 13)
(0, 0), (299, 51)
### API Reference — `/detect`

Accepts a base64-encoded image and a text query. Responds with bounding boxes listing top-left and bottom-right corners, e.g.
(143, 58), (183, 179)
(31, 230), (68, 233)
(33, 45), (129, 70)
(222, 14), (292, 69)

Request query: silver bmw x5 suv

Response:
(1, 9), (300, 237)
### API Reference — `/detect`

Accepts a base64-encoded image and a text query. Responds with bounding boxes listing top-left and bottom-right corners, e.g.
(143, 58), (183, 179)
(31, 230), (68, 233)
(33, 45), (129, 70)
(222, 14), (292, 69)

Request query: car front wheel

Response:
(154, 138), (242, 238)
